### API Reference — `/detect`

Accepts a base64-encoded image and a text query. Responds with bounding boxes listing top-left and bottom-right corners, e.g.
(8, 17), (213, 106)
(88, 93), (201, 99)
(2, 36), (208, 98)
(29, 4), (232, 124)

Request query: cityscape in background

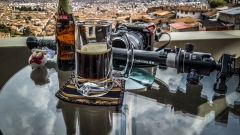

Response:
(0, 0), (239, 38)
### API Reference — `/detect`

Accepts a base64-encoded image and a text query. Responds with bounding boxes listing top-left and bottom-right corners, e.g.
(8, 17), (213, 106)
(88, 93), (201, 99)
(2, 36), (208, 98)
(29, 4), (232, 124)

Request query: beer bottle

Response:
(56, 0), (75, 71)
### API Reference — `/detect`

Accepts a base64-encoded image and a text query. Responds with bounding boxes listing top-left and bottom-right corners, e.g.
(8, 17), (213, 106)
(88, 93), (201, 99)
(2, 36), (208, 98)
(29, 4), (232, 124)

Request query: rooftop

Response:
(203, 8), (218, 17)
(169, 22), (192, 29)
(176, 6), (209, 12)
(200, 20), (227, 28)
(151, 10), (171, 16)
(171, 16), (200, 23)
(219, 7), (240, 15)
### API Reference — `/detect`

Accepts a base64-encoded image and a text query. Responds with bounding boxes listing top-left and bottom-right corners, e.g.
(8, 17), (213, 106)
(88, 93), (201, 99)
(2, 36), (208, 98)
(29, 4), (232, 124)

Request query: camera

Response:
(111, 22), (157, 51)
(111, 22), (158, 67)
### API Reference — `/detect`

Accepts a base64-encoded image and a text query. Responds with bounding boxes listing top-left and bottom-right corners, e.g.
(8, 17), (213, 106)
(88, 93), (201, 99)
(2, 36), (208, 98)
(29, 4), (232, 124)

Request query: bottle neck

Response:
(57, 0), (71, 14)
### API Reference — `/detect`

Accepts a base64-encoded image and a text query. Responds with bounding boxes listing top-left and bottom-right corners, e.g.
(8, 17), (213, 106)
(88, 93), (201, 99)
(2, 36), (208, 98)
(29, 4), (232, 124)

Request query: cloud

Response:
(0, 66), (65, 135)
(123, 92), (240, 135)
(156, 68), (186, 92)
(156, 69), (240, 105)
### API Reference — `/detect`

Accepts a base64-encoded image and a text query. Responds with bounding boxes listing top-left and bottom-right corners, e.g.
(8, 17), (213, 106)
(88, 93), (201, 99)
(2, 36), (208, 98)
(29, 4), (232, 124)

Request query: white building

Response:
(176, 6), (208, 19)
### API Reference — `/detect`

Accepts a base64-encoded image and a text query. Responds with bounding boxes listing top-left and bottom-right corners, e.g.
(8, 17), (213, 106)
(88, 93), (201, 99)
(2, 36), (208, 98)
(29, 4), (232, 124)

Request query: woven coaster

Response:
(55, 72), (125, 106)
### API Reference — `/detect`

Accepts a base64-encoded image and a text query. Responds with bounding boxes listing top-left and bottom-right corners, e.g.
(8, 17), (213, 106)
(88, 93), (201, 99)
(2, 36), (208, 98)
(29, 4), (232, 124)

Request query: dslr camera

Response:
(111, 22), (157, 51)
(111, 22), (158, 67)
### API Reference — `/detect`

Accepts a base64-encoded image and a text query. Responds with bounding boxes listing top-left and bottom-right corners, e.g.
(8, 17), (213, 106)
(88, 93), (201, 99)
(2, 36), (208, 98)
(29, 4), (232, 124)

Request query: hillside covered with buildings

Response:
(0, 0), (239, 38)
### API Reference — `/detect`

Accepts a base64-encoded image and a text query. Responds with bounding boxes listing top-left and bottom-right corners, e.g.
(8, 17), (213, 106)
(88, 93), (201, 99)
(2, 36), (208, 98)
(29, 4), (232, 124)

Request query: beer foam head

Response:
(77, 43), (110, 54)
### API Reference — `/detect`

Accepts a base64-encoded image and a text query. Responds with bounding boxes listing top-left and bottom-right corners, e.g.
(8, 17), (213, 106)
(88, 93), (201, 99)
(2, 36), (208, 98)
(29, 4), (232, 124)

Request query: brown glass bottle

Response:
(56, 0), (75, 71)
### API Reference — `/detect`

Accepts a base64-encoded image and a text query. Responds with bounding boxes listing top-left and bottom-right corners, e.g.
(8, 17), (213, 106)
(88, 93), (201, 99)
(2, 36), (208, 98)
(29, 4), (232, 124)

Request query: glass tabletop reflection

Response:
(0, 60), (240, 135)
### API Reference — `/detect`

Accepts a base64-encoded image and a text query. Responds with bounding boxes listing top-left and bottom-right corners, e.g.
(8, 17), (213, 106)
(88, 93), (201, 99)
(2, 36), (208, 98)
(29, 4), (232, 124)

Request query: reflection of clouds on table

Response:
(225, 75), (240, 105)
(131, 67), (240, 134)
(156, 68), (240, 105)
(201, 71), (240, 104)
(156, 68), (187, 92)
(126, 92), (206, 135)
(199, 71), (216, 103)
(0, 66), (65, 135)
(124, 92), (240, 135)
(1, 64), (240, 135)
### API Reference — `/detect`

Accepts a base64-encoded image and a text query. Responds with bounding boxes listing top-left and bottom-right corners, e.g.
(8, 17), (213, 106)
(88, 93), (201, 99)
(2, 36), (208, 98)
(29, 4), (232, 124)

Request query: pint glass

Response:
(75, 20), (134, 97)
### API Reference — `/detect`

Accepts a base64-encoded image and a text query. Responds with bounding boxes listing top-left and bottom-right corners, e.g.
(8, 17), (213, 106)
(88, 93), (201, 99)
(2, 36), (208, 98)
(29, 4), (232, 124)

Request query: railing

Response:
(0, 30), (240, 90)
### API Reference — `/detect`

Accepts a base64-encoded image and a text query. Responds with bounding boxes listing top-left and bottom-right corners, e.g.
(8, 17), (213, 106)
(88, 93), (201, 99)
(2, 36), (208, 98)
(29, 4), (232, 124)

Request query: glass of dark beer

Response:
(75, 20), (134, 97)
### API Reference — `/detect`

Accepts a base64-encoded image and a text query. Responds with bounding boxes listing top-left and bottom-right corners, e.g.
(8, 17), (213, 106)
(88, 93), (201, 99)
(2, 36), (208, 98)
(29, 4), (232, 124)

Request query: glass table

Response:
(0, 60), (240, 135)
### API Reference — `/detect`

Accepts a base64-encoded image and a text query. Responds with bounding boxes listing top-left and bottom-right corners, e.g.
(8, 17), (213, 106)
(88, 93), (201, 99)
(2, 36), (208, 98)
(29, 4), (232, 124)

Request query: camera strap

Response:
(155, 32), (171, 52)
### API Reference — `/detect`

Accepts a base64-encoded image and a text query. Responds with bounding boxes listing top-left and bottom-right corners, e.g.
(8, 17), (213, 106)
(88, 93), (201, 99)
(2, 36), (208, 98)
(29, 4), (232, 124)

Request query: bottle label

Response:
(56, 0), (75, 64)
(57, 14), (69, 21)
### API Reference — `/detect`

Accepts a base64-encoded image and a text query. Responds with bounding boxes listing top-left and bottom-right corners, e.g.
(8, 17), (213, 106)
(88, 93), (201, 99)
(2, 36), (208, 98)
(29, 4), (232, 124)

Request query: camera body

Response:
(111, 22), (156, 51)
(111, 22), (157, 68)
